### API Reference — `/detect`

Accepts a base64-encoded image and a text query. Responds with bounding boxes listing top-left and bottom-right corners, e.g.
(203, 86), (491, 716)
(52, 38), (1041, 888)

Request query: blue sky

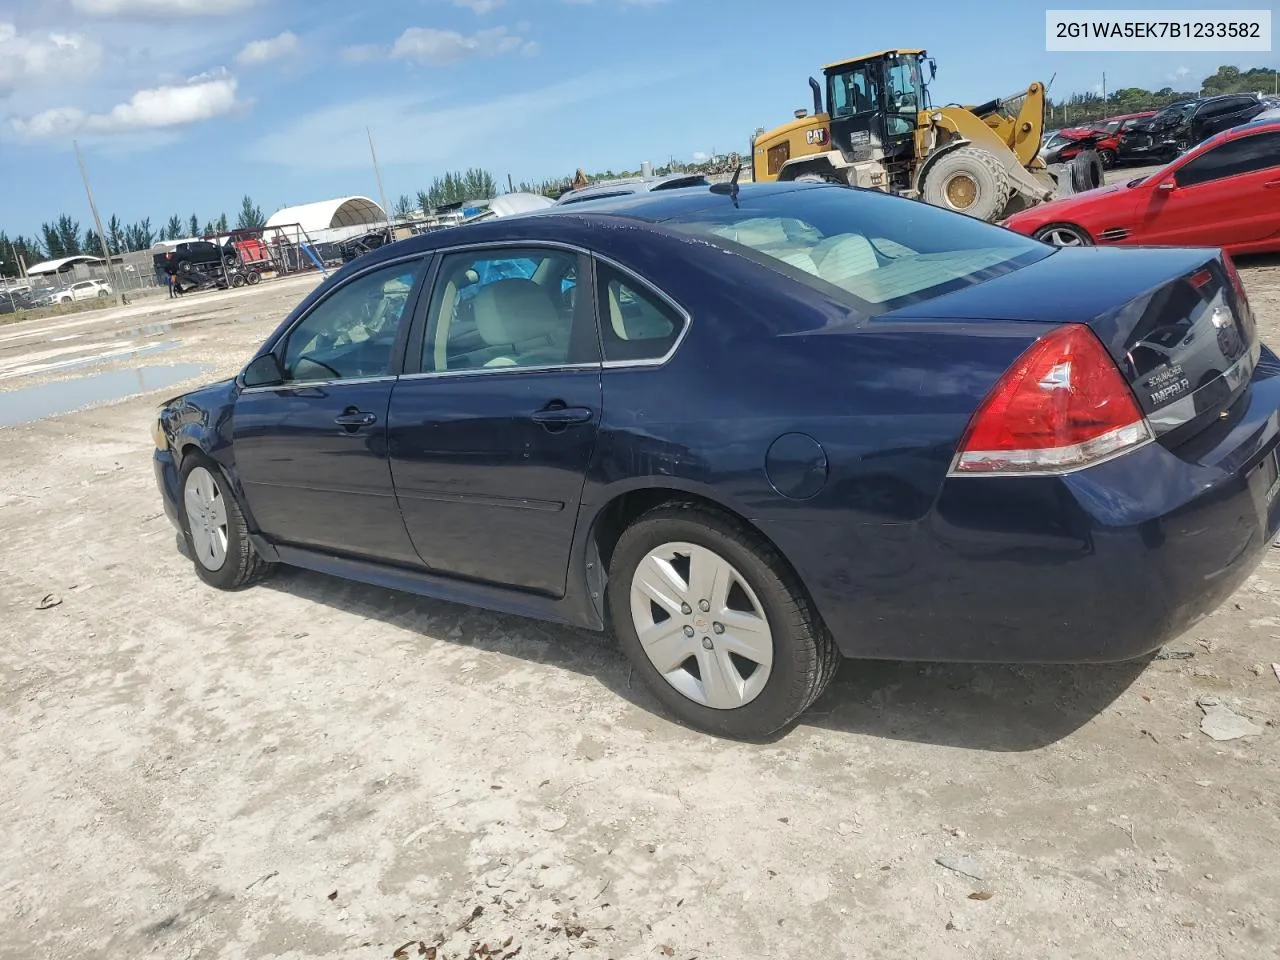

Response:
(0, 0), (1274, 238)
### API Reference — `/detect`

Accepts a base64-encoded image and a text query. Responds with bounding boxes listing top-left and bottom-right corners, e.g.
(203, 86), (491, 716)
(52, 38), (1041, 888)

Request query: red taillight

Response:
(949, 324), (1153, 476)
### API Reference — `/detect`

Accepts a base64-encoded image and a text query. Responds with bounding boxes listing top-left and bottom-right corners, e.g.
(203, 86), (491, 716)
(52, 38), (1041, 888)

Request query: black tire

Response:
(1032, 222), (1094, 247)
(97, 289), (108, 298)
(606, 502), (840, 740)
(177, 451), (274, 590)
(178, 259), (196, 276)
(1069, 149), (1104, 192)
(1099, 148), (1117, 169)
(223, 254), (237, 267)
(246, 271), (261, 285)
(921, 146), (1011, 220)
(231, 273), (246, 288)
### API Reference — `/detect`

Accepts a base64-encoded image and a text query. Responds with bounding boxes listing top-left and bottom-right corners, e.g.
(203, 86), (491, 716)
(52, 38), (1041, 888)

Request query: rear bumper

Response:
(764, 351), (1280, 663)
(153, 449), (183, 532)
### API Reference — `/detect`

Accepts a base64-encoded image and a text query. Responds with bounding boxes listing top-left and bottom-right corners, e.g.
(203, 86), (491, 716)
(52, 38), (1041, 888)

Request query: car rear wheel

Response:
(607, 502), (839, 740)
(1033, 223), (1093, 247)
(179, 454), (274, 590)
(1099, 148), (1117, 168)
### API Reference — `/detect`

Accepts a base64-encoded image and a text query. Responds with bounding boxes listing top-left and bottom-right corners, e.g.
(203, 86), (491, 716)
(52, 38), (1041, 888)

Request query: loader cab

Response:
(824, 49), (929, 169)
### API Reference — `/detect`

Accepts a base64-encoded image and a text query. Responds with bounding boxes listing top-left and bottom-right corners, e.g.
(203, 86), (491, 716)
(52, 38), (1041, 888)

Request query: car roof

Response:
(555, 172), (710, 204)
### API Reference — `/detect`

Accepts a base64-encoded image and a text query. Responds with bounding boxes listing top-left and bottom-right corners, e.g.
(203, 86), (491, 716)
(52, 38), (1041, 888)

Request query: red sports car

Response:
(1004, 117), (1280, 255)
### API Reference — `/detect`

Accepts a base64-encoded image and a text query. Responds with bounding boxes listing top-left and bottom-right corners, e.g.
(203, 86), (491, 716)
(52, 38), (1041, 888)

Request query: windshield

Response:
(666, 187), (1050, 314)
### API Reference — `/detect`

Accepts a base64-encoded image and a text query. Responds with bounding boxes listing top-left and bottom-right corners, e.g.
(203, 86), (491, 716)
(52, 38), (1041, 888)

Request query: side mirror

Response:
(927, 59), (937, 81)
(242, 352), (285, 387)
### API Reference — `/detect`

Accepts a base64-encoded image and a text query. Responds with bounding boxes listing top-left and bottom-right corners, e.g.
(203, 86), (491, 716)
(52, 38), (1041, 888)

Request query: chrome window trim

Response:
(414, 238), (693, 377)
(241, 374), (399, 395)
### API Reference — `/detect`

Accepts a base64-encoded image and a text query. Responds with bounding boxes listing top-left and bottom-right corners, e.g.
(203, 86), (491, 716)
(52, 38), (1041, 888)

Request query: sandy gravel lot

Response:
(3, 219), (1279, 959)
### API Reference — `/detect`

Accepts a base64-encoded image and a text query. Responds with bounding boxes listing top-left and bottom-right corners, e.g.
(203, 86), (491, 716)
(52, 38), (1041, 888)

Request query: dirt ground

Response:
(3, 209), (1280, 959)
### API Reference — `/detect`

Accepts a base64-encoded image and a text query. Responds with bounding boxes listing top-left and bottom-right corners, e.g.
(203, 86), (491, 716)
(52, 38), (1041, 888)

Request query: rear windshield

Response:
(665, 185), (1051, 313)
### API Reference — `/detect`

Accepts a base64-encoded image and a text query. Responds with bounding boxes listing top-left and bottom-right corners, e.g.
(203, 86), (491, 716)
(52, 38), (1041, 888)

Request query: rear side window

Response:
(666, 186), (1050, 314)
(595, 262), (685, 363)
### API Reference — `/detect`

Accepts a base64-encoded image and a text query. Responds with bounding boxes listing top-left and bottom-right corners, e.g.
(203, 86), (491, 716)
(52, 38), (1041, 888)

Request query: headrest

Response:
(473, 279), (561, 346)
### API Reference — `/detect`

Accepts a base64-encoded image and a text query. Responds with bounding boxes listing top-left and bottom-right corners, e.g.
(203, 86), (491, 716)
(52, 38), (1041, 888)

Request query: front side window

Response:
(1175, 132), (1280, 187)
(423, 247), (594, 372)
(667, 187), (1050, 314)
(281, 259), (424, 382)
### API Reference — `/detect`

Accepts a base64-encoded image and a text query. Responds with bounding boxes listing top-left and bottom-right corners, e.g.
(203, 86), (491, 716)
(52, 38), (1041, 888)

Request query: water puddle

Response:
(0, 340), (180, 382)
(0, 363), (211, 427)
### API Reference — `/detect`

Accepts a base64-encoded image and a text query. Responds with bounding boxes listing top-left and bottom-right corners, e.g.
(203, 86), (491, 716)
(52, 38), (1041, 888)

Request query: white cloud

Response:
(692, 151), (708, 161)
(1166, 65), (1191, 82)
(454, 0), (504, 11)
(11, 72), (243, 140)
(391, 26), (534, 63)
(71, 0), (259, 14)
(0, 22), (103, 95)
(345, 25), (536, 64)
(236, 31), (300, 65)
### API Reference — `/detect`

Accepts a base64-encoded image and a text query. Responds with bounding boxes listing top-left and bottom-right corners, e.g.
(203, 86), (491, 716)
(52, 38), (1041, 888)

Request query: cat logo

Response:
(805, 129), (828, 146)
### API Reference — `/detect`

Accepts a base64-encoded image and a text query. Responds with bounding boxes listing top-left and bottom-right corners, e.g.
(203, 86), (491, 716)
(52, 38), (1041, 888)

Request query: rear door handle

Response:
(531, 405), (594, 426)
(334, 410), (377, 427)
(1264, 179), (1280, 189)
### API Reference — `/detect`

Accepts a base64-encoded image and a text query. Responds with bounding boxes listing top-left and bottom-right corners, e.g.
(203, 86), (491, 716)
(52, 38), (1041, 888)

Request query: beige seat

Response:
(811, 234), (879, 286)
(472, 278), (568, 367)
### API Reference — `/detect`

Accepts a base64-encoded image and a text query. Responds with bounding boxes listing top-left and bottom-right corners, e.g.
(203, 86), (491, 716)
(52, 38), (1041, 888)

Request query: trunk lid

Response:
(886, 246), (1260, 448)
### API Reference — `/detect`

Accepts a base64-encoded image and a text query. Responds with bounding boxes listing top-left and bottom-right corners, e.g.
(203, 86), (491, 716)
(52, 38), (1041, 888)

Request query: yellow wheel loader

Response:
(751, 49), (1102, 221)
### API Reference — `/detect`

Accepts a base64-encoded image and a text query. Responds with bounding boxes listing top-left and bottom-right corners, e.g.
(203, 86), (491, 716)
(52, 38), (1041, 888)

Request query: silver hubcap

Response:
(184, 466), (228, 571)
(1040, 227), (1085, 246)
(629, 541), (774, 710)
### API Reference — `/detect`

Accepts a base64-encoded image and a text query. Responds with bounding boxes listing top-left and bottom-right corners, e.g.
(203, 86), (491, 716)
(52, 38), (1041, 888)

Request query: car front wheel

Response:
(179, 454), (274, 590)
(607, 502), (839, 740)
(1033, 223), (1093, 247)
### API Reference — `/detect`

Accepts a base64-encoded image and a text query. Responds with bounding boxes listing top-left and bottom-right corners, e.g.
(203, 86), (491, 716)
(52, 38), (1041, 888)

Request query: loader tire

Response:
(1069, 150), (1104, 193)
(922, 146), (1010, 221)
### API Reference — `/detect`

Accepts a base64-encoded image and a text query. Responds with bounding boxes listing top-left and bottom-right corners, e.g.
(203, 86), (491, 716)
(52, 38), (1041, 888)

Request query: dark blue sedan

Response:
(152, 181), (1280, 740)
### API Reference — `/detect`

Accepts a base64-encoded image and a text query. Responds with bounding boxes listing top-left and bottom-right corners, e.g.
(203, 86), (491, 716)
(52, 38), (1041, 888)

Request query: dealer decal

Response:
(1146, 363), (1189, 404)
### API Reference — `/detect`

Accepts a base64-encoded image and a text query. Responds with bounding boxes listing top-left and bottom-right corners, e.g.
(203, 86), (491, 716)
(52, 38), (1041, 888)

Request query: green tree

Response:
(216, 212), (229, 233)
(56, 215), (82, 257)
(237, 195), (265, 229)
(164, 214), (183, 241)
(392, 194), (415, 220)
(40, 222), (65, 259)
(421, 168), (499, 211)
(189, 214), (200, 237)
(124, 217), (154, 251)
(202, 220), (215, 236)
(106, 214), (124, 254)
(84, 228), (102, 257)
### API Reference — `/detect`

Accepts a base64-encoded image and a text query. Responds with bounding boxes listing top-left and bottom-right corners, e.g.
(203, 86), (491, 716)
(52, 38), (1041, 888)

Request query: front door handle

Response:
(1264, 179), (1280, 189)
(334, 409), (377, 428)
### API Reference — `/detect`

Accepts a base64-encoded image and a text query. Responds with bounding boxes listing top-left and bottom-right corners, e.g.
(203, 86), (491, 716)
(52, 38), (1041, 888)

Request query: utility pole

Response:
(507, 172), (514, 193)
(366, 126), (392, 229)
(74, 139), (125, 308)
(1101, 71), (1106, 106)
